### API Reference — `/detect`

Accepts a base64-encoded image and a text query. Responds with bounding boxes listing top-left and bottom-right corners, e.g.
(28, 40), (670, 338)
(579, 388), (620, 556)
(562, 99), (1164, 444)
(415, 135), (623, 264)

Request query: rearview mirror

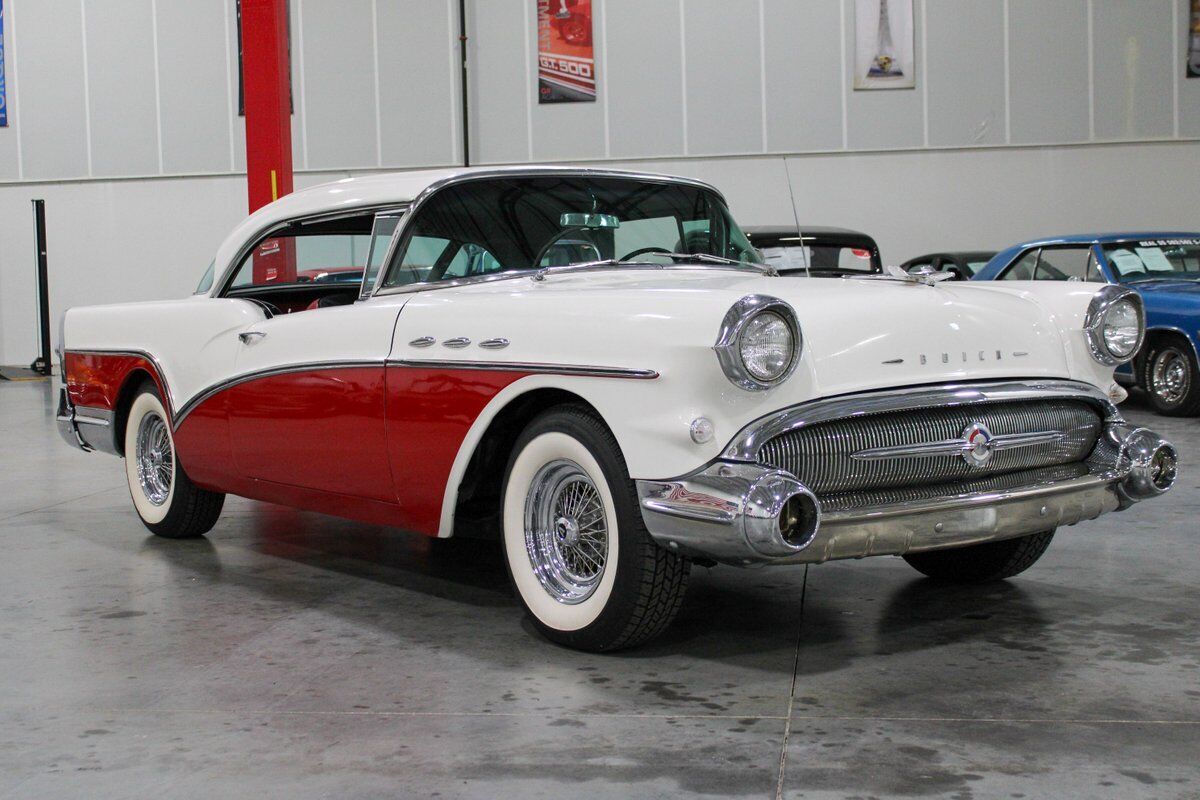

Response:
(560, 212), (620, 229)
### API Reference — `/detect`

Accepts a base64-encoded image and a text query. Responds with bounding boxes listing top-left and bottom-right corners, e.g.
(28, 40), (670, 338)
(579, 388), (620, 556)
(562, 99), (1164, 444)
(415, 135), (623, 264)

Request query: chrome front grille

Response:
(757, 399), (1102, 495)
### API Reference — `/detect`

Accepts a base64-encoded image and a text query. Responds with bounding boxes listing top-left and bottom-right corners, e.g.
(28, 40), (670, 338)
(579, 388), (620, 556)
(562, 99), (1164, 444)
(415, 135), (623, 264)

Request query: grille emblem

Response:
(962, 422), (994, 467)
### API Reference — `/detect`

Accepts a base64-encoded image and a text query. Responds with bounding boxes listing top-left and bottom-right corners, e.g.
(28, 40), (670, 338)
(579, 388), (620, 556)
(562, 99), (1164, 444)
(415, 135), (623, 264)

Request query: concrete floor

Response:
(1, 379), (1198, 800)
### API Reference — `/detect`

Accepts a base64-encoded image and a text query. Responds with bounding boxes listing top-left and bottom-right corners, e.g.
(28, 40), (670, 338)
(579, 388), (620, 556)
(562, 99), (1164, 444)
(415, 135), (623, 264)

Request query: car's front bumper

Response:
(56, 387), (118, 455)
(637, 420), (1177, 567)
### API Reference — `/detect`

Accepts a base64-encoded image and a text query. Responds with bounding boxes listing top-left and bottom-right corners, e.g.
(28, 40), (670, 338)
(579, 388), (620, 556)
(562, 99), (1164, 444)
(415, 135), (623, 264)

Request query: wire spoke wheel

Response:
(524, 459), (609, 604)
(135, 411), (173, 506)
(1151, 349), (1190, 406)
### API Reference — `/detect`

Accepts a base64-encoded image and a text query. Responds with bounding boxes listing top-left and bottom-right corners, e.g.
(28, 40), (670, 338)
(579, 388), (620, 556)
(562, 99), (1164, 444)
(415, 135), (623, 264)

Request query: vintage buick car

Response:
(973, 233), (1200, 416)
(57, 167), (1177, 651)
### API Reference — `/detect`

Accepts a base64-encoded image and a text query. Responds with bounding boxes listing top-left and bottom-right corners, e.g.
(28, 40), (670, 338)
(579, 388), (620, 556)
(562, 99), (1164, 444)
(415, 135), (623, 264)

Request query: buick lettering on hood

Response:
(56, 168), (1177, 651)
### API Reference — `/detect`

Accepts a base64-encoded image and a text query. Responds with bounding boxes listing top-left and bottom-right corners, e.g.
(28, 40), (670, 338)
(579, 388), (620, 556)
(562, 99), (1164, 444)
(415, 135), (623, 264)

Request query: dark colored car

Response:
(901, 251), (998, 280)
(745, 226), (882, 276)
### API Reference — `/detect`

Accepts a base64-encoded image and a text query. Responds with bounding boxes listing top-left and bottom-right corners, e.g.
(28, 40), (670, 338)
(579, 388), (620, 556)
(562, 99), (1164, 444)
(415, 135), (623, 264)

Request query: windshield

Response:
(1105, 239), (1200, 282)
(381, 176), (761, 288)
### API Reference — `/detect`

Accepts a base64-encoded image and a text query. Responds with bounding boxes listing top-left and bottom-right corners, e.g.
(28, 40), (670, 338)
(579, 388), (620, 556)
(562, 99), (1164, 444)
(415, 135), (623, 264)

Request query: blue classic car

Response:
(973, 233), (1200, 415)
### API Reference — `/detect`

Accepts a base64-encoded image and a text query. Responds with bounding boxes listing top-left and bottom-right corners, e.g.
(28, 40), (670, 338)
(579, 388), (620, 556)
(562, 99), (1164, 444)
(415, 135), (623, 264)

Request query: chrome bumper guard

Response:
(637, 420), (1177, 566)
(56, 387), (118, 455)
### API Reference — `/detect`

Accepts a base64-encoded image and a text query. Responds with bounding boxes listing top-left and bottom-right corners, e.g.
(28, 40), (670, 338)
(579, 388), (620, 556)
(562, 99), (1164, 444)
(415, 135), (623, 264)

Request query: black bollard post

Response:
(29, 199), (52, 376)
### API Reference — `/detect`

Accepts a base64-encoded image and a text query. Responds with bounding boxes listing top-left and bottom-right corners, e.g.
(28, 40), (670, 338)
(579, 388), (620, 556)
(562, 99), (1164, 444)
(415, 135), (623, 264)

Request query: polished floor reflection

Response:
(1, 380), (1197, 798)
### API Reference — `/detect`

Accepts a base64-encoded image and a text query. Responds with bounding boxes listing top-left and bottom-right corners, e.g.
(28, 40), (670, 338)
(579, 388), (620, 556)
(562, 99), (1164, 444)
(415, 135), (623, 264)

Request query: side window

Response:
(1034, 246), (1095, 281)
(360, 214), (402, 294)
(229, 232), (372, 288)
(1002, 249), (1039, 280)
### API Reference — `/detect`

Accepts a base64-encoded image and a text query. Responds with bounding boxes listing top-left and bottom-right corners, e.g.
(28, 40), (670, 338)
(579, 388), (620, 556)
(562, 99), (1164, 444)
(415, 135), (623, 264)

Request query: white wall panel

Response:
(377, 0), (458, 167)
(845, 0), (924, 149)
(1009, 0), (1089, 144)
(84, 0), (160, 177)
(157, 0), (231, 174)
(1093, 0), (1174, 140)
(467, 0), (529, 164)
(683, 0), (762, 156)
(925, 0), (1005, 147)
(14, 0), (89, 179)
(604, 0), (684, 159)
(763, 0), (844, 153)
(300, 0), (376, 169)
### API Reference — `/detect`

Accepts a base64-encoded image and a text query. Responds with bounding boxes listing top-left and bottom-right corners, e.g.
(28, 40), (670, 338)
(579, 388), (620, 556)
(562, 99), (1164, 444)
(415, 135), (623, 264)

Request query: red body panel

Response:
(225, 367), (396, 504)
(73, 354), (537, 537)
(64, 352), (167, 413)
(384, 367), (530, 535)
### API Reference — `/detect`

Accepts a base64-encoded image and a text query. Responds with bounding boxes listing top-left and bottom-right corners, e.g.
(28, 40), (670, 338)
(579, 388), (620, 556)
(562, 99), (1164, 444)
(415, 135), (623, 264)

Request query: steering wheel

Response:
(620, 246), (672, 262)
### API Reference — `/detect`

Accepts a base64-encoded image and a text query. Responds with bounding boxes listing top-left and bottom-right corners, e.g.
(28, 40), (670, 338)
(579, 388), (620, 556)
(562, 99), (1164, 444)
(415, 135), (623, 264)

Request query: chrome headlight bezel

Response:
(1084, 285), (1145, 366)
(714, 295), (802, 391)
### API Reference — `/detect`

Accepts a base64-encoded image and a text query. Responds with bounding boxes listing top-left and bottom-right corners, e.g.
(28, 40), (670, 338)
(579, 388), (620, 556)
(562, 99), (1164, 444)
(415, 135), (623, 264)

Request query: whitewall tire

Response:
(501, 405), (690, 651)
(123, 384), (224, 538)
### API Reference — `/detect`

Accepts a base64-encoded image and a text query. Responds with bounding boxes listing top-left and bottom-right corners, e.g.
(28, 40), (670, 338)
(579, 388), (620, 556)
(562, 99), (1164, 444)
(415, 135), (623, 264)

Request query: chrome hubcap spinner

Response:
(1151, 350), (1190, 405)
(524, 459), (609, 604)
(135, 411), (173, 506)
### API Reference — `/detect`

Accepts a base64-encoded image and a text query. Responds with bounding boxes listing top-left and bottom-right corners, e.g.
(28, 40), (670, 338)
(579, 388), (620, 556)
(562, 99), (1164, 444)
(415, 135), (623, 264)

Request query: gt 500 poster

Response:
(537, 0), (596, 103)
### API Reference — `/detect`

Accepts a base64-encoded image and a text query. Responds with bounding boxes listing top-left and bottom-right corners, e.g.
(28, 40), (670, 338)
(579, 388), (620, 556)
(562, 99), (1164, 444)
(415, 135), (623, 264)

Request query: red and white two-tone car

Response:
(58, 167), (1177, 650)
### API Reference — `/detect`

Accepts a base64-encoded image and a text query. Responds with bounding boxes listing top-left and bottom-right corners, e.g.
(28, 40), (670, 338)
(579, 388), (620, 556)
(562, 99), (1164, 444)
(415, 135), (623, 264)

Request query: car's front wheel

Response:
(123, 383), (225, 538)
(501, 405), (690, 651)
(902, 530), (1055, 583)
(1142, 339), (1200, 416)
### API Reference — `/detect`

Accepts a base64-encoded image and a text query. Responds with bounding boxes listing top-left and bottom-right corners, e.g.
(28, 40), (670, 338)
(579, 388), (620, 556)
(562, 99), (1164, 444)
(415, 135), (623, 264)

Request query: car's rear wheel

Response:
(902, 530), (1055, 583)
(123, 384), (224, 538)
(501, 405), (690, 651)
(1142, 340), (1200, 416)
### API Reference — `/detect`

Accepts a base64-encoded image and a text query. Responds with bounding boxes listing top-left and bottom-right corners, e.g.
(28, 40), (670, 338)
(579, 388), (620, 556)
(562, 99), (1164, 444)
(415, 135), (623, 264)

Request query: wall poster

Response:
(854, 0), (915, 90)
(1189, 0), (1199, 78)
(0, 0), (7, 127)
(536, 0), (596, 103)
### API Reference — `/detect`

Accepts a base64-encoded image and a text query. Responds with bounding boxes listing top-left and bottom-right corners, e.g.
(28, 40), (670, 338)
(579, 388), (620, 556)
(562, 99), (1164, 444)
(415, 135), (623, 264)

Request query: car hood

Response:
(445, 267), (1080, 400)
(1128, 279), (1200, 299)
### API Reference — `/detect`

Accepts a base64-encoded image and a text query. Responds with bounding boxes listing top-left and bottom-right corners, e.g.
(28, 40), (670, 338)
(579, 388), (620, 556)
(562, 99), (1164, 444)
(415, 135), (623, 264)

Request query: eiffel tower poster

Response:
(855, 0), (915, 90)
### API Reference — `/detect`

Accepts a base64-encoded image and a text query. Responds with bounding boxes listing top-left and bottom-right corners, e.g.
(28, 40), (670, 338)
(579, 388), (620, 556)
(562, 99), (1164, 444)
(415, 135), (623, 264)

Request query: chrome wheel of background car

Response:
(135, 411), (173, 506)
(524, 459), (609, 604)
(1151, 349), (1190, 406)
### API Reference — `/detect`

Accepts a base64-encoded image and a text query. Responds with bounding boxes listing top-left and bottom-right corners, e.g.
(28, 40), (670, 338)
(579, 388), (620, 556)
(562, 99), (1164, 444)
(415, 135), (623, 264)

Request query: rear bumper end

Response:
(56, 387), (118, 455)
(636, 421), (1177, 566)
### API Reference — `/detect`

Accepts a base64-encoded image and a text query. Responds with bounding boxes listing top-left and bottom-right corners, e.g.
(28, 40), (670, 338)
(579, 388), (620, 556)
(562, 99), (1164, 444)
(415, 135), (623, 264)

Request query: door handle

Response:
(238, 331), (267, 344)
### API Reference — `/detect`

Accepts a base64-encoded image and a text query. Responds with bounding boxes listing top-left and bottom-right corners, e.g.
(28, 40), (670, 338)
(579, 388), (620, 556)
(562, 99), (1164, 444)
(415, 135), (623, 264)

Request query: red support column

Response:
(241, 0), (295, 283)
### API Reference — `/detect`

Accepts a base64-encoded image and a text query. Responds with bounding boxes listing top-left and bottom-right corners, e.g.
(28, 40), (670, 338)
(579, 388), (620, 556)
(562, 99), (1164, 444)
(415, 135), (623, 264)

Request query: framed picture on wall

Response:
(536, 0), (597, 103)
(1188, 0), (1199, 78)
(854, 0), (915, 90)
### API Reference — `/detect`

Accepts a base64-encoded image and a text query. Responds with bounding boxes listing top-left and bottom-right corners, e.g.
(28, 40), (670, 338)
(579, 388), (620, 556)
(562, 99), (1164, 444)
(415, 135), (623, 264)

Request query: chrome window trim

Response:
(1084, 285), (1145, 366)
(369, 167), (731, 297)
(713, 294), (802, 391)
(172, 359), (386, 430)
(211, 203), (411, 298)
(388, 358), (659, 380)
(720, 379), (1121, 463)
(358, 209), (407, 301)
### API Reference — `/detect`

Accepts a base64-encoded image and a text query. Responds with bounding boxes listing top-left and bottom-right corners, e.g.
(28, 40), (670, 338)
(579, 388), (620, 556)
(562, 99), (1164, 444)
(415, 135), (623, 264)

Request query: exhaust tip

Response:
(778, 490), (820, 549)
(742, 473), (821, 557)
(1119, 431), (1178, 502)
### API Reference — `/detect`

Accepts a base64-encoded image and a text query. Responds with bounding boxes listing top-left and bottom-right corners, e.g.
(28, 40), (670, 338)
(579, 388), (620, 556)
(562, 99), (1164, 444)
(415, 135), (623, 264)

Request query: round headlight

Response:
(1085, 286), (1144, 366)
(714, 295), (803, 391)
(739, 312), (794, 381)
(1102, 299), (1140, 360)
